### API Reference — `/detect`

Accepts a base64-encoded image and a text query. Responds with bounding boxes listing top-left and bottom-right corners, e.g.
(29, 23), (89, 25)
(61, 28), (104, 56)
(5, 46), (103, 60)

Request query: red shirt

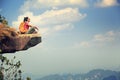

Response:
(24, 22), (29, 30)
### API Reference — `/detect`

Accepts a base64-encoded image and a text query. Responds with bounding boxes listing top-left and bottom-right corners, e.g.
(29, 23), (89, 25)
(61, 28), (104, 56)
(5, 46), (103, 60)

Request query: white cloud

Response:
(106, 30), (115, 36)
(42, 23), (74, 36)
(12, 8), (86, 36)
(94, 34), (106, 42)
(92, 30), (120, 47)
(20, 0), (88, 13)
(39, 27), (50, 36)
(93, 31), (115, 42)
(53, 23), (74, 31)
(80, 41), (90, 47)
(38, 0), (88, 7)
(74, 41), (90, 48)
(13, 8), (86, 27)
(95, 0), (119, 7)
(37, 8), (86, 26)
(75, 30), (120, 48)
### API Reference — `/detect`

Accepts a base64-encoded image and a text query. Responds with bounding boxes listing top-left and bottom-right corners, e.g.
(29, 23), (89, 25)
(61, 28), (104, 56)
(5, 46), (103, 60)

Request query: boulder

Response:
(0, 24), (41, 54)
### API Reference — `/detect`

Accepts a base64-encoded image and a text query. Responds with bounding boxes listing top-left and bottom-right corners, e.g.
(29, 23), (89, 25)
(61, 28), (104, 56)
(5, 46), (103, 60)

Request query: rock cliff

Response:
(0, 23), (41, 54)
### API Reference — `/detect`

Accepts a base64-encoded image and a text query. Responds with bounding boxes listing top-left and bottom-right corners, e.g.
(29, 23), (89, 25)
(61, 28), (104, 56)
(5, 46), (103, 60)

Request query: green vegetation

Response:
(0, 55), (31, 80)
(0, 49), (2, 53)
(0, 15), (8, 25)
(0, 55), (22, 80)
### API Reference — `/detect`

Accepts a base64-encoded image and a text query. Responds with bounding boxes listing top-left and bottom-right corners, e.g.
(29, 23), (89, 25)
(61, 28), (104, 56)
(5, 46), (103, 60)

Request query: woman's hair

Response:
(23, 17), (29, 22)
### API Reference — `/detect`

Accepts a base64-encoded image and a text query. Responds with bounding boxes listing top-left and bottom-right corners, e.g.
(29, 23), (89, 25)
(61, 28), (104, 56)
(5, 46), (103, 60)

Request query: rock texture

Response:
(0, 23), (41, 54)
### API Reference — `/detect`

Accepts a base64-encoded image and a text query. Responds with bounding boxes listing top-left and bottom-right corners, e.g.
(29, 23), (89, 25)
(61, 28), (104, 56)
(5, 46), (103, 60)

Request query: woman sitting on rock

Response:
(19, 17), (38, 34)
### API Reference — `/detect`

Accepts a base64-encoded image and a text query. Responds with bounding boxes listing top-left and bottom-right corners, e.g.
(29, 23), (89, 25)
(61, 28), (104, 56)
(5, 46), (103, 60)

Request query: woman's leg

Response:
(26, 27), (36, 34)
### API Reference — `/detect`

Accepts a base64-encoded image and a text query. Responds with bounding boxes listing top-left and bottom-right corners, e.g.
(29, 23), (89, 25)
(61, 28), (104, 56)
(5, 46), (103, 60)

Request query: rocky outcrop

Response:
(0, 23), (41, 54)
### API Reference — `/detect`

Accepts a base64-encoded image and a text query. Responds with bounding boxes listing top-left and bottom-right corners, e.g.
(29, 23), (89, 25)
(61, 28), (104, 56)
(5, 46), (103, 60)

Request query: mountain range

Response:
(36, 69), (120, 80)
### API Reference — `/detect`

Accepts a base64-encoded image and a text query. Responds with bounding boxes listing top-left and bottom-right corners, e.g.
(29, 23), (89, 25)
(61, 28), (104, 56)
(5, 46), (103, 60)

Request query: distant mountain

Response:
(36, 69), (120, 80)
(103, 75), (117, 80)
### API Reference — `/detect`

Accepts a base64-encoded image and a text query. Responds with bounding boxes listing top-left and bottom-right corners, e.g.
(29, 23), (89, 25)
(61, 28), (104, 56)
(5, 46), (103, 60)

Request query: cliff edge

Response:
(0, 23), (41, 54)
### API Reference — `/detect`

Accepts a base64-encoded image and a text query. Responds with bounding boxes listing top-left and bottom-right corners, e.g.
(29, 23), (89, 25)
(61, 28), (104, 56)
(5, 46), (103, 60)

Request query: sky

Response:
(1, 0), (120, 77)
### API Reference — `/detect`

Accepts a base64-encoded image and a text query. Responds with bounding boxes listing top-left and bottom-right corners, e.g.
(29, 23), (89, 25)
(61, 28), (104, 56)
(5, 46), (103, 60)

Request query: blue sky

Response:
(1, 0), (120, 77)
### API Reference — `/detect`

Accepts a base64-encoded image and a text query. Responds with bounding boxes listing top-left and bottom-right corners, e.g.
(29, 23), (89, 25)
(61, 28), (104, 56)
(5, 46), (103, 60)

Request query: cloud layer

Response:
(12, 8), (86, 36)
(20, 0), (88, 13)
(76, 30), (120, 48)
(12, 0), (120, 39)
(18, 0), (120, 14)
(95, 0), (119, 7)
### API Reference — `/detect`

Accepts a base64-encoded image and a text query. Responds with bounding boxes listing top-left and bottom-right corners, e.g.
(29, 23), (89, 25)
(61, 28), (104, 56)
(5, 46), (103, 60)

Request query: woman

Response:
(19, 17), (38, 34)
